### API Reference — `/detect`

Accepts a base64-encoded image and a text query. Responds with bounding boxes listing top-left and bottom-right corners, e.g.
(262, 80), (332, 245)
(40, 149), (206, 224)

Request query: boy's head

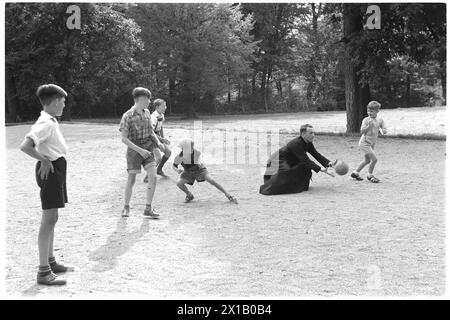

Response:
(154, 99), (167, 114)
(367, 101), (381, 118)
(132, 87), (152, 109)
(36, 84), (67, 116)
(300, 124), (315, 143)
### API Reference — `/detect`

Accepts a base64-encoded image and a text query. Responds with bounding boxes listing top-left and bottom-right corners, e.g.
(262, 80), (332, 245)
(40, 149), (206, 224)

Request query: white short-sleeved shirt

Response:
(25, 111), (67, 161)
(359, 116), (387, 145)
(150, 110), (165, 135)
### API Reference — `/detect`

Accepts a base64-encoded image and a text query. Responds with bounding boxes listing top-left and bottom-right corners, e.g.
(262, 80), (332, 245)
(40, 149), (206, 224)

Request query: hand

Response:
(321, 167), (335, 177)
(38, 158), (54, 180)
(162, 138), (171, 145)
(139, 149), (152, 159)
(157, 142), (164, 150)
(328, 159), (338, 168)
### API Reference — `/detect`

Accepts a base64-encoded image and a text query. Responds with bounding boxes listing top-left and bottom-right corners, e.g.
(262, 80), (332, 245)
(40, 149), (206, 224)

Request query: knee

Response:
(165, 149), (172, 157)
(371, 156), (378, 163)
(176, 180), (185, 188)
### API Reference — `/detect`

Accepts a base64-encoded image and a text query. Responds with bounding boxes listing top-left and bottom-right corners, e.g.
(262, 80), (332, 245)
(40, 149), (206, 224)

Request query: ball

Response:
(334, 160), (349, 175)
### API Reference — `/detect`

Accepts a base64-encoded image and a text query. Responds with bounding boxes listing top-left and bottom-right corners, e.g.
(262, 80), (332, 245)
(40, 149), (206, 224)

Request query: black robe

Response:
(259, 136), (330, 195)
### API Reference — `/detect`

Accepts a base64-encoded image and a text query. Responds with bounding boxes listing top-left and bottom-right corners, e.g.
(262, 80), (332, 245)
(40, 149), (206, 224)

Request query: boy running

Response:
(350, 101), (387, 183)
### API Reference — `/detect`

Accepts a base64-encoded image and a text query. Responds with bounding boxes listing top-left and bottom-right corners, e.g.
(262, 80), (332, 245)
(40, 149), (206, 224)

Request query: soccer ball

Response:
(334, 160), (349, 175)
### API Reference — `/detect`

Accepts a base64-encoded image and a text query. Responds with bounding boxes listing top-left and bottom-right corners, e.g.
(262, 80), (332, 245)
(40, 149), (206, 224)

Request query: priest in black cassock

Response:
(259, 124), (335, 195)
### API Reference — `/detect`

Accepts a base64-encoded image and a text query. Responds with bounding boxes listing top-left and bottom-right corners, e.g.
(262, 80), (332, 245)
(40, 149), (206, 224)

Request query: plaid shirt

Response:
(119, 107), (154, 146)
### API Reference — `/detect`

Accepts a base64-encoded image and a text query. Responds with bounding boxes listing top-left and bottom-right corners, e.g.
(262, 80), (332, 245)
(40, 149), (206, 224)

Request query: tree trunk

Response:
(405, 73), (411, 108)
(5, 71), (19, 123)
(251, 73), (256, 95)
(359, 84), (371, 121)
(168, 78), (176, 115)
(343, 4), (365, 133)
(439, 61), (446, 105)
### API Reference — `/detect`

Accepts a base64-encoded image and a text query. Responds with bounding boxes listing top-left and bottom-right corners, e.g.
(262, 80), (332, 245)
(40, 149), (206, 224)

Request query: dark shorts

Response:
(180, 166), (208, 185)
(126, 141), (156, 174)
(35, 157), (68, 210)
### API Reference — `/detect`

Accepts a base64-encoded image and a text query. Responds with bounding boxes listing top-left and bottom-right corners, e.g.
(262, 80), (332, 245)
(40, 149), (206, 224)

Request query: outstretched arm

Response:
(308, 143), (331, 170)
(287, 140), (322, 172)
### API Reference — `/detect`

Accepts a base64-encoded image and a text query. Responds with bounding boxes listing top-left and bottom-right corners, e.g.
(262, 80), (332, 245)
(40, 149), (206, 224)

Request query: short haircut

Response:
(367, 101), (381, 110)
(300, 124), (313, 135)
(36, 84), (67, 106)
(132, 87), (152, 100)
(154, 98), (166, 108)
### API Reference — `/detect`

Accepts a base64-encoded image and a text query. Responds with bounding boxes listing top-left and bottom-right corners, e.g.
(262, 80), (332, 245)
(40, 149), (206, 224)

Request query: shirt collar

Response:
(131, 106), (146, 115)
(41, 110), (57, 122)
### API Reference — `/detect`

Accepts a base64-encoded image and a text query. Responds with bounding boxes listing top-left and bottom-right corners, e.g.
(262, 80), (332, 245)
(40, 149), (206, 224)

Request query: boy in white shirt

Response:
(20, 84), (73, 285)
(350, 101), (387, 183)
(144, 98), (172, 181)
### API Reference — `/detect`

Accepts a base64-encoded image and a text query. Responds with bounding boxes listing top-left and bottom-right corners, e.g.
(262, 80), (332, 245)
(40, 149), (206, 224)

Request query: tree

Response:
(5, 3), (143, 121)
(127, 3), (256, 118)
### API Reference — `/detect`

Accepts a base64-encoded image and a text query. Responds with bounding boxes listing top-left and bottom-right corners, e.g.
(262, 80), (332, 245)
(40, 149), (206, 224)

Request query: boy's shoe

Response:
(144, 207), (160, 219)
(227, 195), (238, 204)
(50, 262), (74, 274)
(37, 272), (67, 286)
(185, 194), (194, 203)
(367, 175), (380, 183)
(350, 172), (363, 181)
(121, 206), (130, 217)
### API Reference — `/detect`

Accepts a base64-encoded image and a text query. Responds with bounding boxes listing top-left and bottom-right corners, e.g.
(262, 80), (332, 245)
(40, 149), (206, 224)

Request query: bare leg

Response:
(367, 153), (378, 175)
(176, 178), (192, 196)
(204, 175), (230, 197)
(355, 154), (371, 173)
(124, 173), (136, 206)
(145, 164), (157, 206)
(38, 209), (58, 267)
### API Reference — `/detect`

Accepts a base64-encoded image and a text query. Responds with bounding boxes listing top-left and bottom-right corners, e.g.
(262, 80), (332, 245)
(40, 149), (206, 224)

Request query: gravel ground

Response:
(3, 107), (446, 298)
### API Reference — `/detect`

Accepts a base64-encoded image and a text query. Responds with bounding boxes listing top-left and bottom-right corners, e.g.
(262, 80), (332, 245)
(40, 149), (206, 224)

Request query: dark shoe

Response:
(50, 262), (74, 274)
(185, 194), (194, 203)
(367, 175), (380, 183)
(121, 206), (130, 217)
(37, 272), (67, 286)
(227, 195), (238, 204)
(143, 207), (160, 219)
(350, 172), (363, 181)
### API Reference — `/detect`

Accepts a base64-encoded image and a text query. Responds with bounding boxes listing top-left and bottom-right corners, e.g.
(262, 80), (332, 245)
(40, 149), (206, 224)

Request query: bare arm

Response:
(20, 137), (54, 179)
(360, 118), (371, 134)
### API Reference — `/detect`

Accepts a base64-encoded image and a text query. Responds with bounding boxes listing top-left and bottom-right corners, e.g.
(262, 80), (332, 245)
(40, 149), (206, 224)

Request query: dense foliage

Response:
(5, 3), (445, 123)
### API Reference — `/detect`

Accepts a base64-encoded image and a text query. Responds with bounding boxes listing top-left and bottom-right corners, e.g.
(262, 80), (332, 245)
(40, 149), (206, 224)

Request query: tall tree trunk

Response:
(359, 84), (371, 121)
(439, 61), (446, 105)
(180, 52), (198, 119)
(251, 73), (256, 95)
(405, 73), (411, 108)
(343, 4), (365, 133)
(5, 71), (19, 123)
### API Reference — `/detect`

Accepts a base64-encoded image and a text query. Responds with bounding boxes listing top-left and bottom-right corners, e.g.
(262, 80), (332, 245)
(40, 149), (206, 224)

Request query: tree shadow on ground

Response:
(88, 217), (150, 272)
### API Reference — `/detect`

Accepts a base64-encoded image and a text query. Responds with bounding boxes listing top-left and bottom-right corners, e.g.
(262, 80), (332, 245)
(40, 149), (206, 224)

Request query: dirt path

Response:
(4, 119), (446, 297)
